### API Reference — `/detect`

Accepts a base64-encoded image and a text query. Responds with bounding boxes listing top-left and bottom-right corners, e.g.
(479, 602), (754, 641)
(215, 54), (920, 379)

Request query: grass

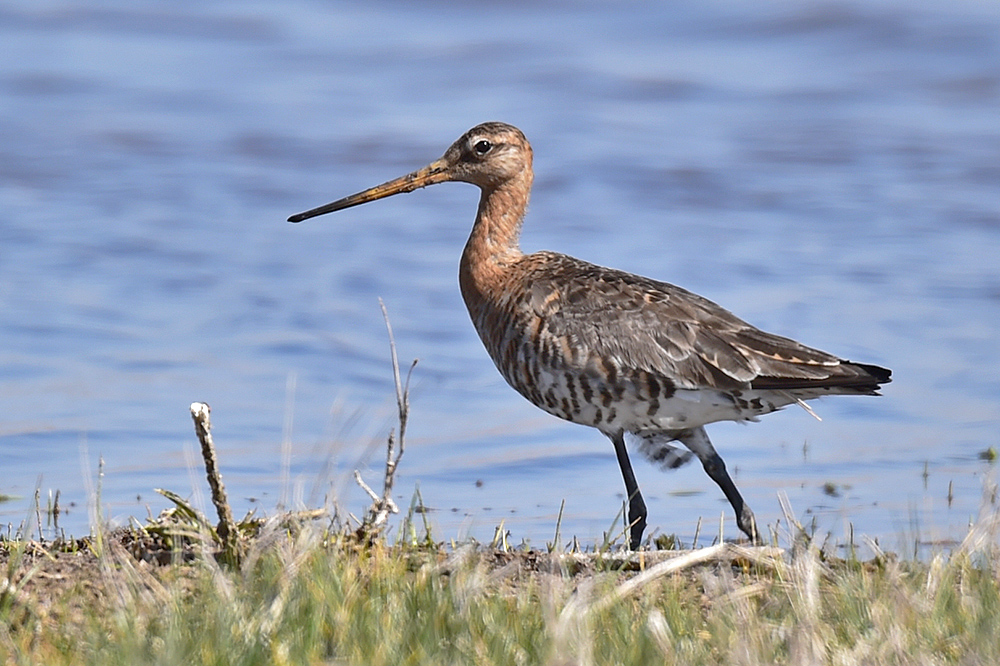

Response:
(2, 507), (1000, 666)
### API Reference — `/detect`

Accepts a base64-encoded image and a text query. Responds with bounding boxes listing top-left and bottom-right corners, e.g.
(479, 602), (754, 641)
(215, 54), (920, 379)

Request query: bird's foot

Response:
(627, 514), (647, 550)
(737, 507), (763, 545)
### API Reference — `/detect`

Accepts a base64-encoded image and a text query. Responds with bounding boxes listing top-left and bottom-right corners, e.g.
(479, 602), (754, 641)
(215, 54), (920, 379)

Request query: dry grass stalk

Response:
(354, 300), (417, 537)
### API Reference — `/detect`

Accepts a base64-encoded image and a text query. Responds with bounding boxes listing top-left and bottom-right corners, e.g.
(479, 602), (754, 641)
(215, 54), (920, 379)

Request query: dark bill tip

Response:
(287, 158), (451, 225)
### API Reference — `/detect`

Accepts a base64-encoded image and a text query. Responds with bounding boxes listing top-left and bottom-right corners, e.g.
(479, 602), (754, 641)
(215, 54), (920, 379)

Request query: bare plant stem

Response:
(355, 300), (418, 536)
(189, 402), (241, 564)
(34, 486), (42, 542)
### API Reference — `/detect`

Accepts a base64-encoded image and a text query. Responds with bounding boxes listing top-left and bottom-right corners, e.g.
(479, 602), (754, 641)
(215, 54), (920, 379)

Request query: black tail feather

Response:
(751, 360), (891, 392)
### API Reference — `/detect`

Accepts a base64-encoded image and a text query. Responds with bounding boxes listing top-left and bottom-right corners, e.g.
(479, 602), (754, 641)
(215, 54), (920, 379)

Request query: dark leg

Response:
(609, 431), (647, 549)
(678, 427), (759, 543)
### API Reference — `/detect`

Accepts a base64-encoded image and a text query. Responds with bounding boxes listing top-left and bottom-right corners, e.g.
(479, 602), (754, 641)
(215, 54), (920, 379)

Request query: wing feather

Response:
(524, 252), (889, 392)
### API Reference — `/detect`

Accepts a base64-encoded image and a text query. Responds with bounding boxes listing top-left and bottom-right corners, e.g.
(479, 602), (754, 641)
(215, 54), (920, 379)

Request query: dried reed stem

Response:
(189, 402), (241, 564)
(355, 300), (418, 536)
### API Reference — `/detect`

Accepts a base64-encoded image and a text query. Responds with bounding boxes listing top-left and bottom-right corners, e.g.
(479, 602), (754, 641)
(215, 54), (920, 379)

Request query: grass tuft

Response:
(2, 507), (1000, 666)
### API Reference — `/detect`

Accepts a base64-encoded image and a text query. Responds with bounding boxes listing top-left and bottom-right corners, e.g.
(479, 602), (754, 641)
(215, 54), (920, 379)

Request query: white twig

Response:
(353, 470), (381, 503)
(589, 543), (782, 615)
(555, 544), (783, 640)
(354, 300), (416, 535)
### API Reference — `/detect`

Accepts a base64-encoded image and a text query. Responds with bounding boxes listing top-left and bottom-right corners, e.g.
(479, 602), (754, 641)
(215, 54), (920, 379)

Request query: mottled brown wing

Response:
(525, 252), (886, 392)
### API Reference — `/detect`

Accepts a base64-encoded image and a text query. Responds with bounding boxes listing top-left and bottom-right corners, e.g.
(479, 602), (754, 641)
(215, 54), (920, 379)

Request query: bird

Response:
(288, 122), (891, 549)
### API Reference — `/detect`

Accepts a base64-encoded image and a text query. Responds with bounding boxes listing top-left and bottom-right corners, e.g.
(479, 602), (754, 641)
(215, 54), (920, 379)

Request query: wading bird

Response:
(289, 122), (891, 549)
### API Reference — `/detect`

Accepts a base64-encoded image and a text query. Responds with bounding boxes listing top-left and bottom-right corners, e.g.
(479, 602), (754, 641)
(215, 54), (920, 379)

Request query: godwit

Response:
(289, 122), (891, 549)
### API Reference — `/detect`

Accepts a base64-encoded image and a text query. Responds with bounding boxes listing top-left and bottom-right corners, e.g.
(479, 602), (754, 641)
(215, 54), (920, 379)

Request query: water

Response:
(1, 0), (997, 551)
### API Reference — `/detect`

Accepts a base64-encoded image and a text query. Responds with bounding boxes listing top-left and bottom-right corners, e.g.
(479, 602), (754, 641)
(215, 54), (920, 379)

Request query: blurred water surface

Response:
(1, 0), (998, 551)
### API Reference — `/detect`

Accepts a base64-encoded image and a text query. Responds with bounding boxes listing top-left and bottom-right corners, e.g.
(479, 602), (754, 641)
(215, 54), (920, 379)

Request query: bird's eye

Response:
(473, 139), (493, 155)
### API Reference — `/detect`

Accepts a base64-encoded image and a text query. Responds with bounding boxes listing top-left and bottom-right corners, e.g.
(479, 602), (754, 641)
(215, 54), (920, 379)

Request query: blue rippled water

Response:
(1, 1), (998, 551)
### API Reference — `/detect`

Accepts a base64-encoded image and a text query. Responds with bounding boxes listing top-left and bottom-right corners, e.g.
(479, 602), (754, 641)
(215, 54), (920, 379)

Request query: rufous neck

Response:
(464, 173), (531, 267)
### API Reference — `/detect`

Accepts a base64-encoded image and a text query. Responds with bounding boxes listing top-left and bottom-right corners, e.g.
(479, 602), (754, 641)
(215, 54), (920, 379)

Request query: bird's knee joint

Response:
(702, 454), (726, 476)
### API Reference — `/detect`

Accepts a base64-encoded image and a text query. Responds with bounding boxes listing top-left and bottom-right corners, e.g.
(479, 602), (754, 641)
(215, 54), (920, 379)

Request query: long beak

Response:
(288, 158), (452, 223)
